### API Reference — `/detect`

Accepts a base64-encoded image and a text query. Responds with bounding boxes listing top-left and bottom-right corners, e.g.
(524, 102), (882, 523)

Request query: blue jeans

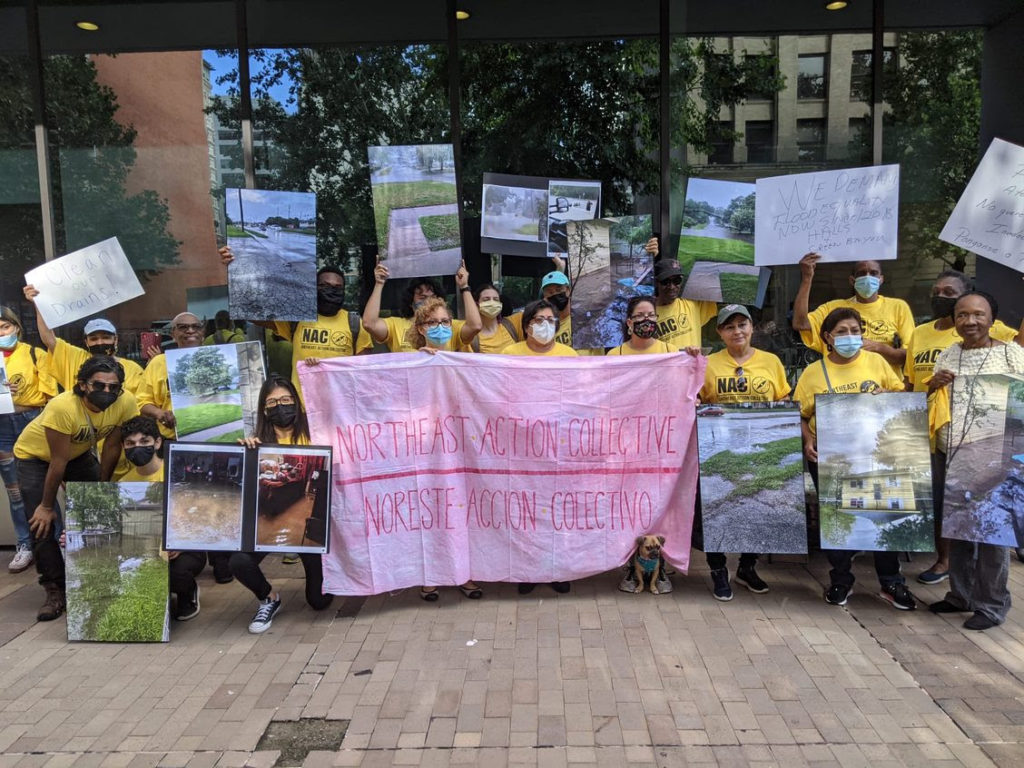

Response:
(0, 410), (41, 548)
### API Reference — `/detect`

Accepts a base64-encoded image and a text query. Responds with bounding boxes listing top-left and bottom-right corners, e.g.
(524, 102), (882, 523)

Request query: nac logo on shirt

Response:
(657, 314), (691, 339)
(914, 348), (943, 365)
(866, 318), (897, 343)
(717, 377), (748, 394)
(751, 376), (771, 395)
(860, 380), (881, 393)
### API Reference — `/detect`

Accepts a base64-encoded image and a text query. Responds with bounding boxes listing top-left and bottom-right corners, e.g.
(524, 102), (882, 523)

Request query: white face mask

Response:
(530, 321), (556, 345)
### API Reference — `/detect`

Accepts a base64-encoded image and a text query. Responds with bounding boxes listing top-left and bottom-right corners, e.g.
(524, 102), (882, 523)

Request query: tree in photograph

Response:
(68, 483), (123, 532)
(609, 217), (654, 259)
(721, 193), (755, 235)
(565, 221), (601, 292)
(172, 348), (235, 396)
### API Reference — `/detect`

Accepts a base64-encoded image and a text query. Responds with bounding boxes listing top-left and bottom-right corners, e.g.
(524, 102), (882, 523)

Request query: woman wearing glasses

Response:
(502, 299), (579, 357)
(695, 305), (792, 601)
(13, 356), (137, 621)
(230, 375), (334, 633)
(607, 296), (680, 355)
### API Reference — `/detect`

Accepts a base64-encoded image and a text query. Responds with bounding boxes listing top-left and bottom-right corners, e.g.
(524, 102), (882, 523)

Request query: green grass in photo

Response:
(701, 437), (804, 501)
(677, 234), (754, 272)
(175, 403), (243, 435)
(515, 222), (541, 237)
(374, 180), (458, 250)
(719, 272), (760, 305)
(226, 225), (267, 239)
(96, 558), (168, 642)
(419, 214), (461, 251)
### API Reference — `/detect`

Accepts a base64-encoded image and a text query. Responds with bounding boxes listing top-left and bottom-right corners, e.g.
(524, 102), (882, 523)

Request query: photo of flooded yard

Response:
(369, 144), (461, 279)
(224, 188), (317, 322)
(166, 342), (265, 443)
(696, 403), (807, 554)
(165, 445), (245, 551)
(816, 392), (933, 551)
(943, 373), (1024, 547)
(255, 447), (331, 553)
(65, 482), (168, 642)
(567, 215), (654, 350)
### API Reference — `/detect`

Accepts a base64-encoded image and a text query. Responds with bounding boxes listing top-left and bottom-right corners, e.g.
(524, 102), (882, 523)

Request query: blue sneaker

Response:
(917, 568), (949, 585)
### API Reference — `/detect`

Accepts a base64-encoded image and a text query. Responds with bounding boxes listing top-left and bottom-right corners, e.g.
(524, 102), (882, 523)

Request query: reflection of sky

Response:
(817, 393), (929, 474)
(226, 189), (316, 222)
(120, 483), (155, 504)
(686, 178), (755, 209)
(203, 51), (297, 115)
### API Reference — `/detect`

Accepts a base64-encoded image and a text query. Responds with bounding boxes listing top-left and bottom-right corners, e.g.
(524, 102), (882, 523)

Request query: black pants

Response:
(229, 551), (333, 610)
(706, 552), (758, 570)
(808, 460), (904, 589)
(169, 551), (207, 603)
(18, 454), (100, 588)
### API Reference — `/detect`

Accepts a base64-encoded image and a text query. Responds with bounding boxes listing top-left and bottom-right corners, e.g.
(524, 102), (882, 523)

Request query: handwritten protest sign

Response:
(24, 238), (144, 329)
(939, 138), (1024, 274)
(754, 165), (900, 265)
(299, 352), (704, 595)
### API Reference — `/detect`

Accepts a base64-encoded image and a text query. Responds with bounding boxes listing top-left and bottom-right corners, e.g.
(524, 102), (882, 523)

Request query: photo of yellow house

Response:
(840, 469), (922, 515)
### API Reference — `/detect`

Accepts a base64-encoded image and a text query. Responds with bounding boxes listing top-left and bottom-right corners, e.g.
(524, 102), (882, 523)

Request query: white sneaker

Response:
(8, 544), (33, 574)
(248, 596), (282, 634)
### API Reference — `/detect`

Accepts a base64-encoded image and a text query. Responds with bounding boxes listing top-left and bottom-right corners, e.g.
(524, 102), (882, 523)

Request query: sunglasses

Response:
(734, 366), (747, 389)
(174, 323), (204, 333)
(659, 276), (682, 286)
(87, 381), (123, 394)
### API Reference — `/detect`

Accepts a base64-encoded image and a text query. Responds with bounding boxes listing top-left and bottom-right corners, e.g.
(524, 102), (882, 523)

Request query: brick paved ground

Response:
(1, 552), (1023, 767)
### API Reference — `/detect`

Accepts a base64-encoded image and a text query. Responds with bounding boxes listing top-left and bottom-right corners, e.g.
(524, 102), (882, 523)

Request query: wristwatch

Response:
(459, 286), (471, 292)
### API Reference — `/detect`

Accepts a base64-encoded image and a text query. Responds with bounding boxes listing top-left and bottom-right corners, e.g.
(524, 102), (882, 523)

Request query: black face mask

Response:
(267, 403), (298, 428)
(631, 319), (658, 339)
(86, 390), (118, 411)
(317, 286), (345, 316)
(87, 344), (116, 356)
(125, 445), (156, 467)
(548, 293), (569, 312)
(931, 295), (958, 320)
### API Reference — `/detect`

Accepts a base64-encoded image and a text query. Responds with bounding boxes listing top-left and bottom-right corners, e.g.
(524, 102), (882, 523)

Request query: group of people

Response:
(1, 241), (1022, 636)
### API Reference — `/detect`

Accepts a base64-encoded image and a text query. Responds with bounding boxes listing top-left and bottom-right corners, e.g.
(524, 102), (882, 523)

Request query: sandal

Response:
(419, 587), (439, 602)
(458, 582), (483, 599)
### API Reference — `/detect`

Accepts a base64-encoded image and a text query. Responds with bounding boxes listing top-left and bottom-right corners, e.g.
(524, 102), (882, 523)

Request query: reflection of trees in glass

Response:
(566, 221), (600, 289)
(947, 375), (1002, 465)
(875, 513), (932, 551)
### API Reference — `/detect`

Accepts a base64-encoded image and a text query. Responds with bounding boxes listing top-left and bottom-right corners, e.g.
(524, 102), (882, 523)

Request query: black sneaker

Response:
(879, 582), (916, 611)
(735, 565), (769, 594)
(824, 583), (850, 606)
(248, 596), (282, 633)
(517, 583), (536, 595)
(176, 583), (201, 621)
(710, 568), (733, 601)
(550, 581), (570, 594)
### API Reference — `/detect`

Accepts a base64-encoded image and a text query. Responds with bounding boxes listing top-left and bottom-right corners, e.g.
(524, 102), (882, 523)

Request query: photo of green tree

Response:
(65, 482), (169, 643)
(816, 392), (934, 551)
(696, 403), (807, 554)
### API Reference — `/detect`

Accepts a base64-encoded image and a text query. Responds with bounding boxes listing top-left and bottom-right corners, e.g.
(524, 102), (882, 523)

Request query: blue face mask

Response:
(0, 333), (17, 350)
(853, 275), (881, 299)
(425, 325), (453, 347)
(832, 334), (863, 358)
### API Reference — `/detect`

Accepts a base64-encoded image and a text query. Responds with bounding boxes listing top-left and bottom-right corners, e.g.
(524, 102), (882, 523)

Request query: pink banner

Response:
(299, 352), (704, 595)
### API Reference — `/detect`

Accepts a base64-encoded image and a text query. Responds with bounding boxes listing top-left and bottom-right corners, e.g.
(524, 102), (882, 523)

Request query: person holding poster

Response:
(652, 260), (718, 350)
(793, 255), (914, 374)
(694, 304), (791, 600)
(22, 285), (145, 395)
(606, 296), (680, 356)
(903, 271), (1022, 585)
(792, 307), (913, 610)
(13, 356), (138, 621)
(502, 300), (579, 358)
(0, 305), (55, 575)
(471, 284), (521, 353)
(362, 259), (481, 353)
(230, 375), (333, 632)
(927, 292), (1024, 631)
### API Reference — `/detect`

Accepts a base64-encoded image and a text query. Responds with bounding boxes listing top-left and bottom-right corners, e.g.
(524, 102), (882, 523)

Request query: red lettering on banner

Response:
(365, 486), (456, 535)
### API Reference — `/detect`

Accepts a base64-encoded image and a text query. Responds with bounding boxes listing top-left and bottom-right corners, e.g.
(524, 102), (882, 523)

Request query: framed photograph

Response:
(254, 445), (332, 553)
(480, 173), (550, 258)
(164, 443), (246, 551)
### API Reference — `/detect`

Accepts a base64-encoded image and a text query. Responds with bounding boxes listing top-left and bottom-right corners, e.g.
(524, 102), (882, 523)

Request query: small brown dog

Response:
(630, 535), (666, 594)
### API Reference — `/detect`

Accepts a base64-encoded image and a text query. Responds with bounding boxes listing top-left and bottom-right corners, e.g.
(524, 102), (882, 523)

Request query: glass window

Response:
(850, 48), (896, 102)
(796, 118), (826, 162)
(745, 120), (775, 163)
(797, 54), (826, 100)
(708, 122), (734, 165)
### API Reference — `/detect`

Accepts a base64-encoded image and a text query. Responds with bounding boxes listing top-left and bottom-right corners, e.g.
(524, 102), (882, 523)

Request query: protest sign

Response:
(939, 138), (1024, 274)
(24, 237), (145, 329)
(481, 173), (550, 258)
(548, 179), (602, 259)
(255, 446), (332, 553)
(754, 165), (900, 265)
(0, 356), (13, 415)
(299, 352), (704, 595)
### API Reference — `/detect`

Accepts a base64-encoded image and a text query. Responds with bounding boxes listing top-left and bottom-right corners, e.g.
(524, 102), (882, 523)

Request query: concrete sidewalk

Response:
(1, 552), (1023, 767)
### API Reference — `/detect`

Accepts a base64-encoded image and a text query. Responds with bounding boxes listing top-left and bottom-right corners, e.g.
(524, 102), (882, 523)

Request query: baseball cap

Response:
(84, 318), (117, 335)
(541, 271), (570, 289)
(716, 304), (752, 326)
(653, 260), (683, 281)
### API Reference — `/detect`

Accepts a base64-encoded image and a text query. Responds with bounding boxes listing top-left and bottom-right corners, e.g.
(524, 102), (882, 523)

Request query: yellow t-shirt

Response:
(135, 354), (174, 439)
(700, 348), (791, 404)
(502, 341), (579, 357)
(655, 299), (717, 349)
(801, 295), (915, 363)
(384, 316), (468, 353)
(792, 350), (904, 436)
(14, 390), (139, 462)
(274, 314), (373, 392)
(47, 338), (144, 395)
(203, 328), (246, 346)
(606, 340), (680, 356)
(474, 320), (520, 354)
(116, 462), (165, 483)
(3, 343), (55, 408)
(903, 319), (1018, 392)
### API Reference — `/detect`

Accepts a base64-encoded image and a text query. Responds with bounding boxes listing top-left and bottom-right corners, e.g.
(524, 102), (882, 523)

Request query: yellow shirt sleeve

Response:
(893, 299), (915, 351)
(902, 331), (917, 386)
(698, 301), (717, 328)
(992, 320), (1018, 343)
(765, 351), (792, 399)
(48, 338), (87, 392)
(354, 323), (373, 354)
(800, 301), (834, 354)
(6, 343), (55, 406)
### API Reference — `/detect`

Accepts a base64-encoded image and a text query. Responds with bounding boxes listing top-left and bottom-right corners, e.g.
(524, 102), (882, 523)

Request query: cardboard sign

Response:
(754, 165), (900, 265)
(939, 138), (1024, 274)
(24, 238), (144, 329)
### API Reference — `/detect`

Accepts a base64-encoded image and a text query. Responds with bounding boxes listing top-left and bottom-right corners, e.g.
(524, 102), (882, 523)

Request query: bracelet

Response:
(459, 286), (471, 293)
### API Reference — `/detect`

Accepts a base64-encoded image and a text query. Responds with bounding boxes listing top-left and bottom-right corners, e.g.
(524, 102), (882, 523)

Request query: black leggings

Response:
(229, 551), (333, 610)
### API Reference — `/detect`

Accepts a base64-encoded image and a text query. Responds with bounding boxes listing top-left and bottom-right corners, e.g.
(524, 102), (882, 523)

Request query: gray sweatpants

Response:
(944, 539), (1011, 624)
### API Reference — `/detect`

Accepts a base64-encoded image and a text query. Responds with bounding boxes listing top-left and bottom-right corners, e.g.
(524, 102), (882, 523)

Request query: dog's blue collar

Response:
(637, 554), (659, 573)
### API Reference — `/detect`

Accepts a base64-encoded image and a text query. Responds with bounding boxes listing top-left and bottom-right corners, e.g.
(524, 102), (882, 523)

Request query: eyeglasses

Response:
(629, 312), (657, 322)
(734, 367), (747, 389)
(659, 276), (682, 286)
(173, 323), (203, 333)
(530, 317), (558, 327)
(265, 396), (296, 408)
(88, 381), (122, 394)
(421, 319), (452, 329)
